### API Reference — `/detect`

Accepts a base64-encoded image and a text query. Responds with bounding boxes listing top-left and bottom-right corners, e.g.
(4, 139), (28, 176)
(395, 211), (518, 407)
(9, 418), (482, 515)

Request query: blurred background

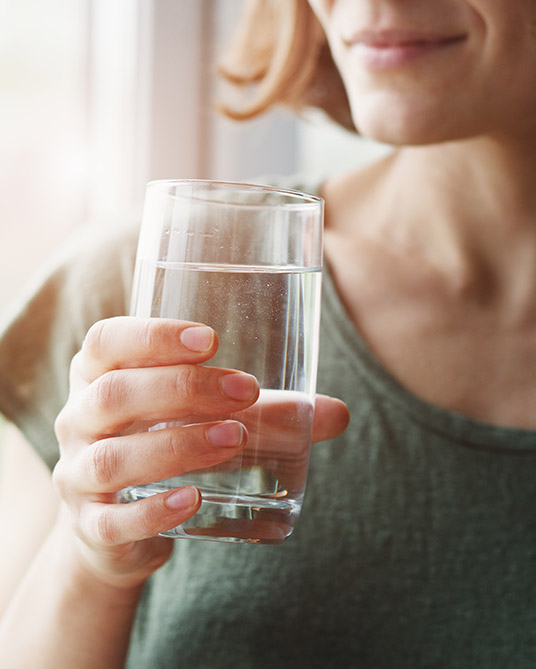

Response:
(0, 0), (390, 314)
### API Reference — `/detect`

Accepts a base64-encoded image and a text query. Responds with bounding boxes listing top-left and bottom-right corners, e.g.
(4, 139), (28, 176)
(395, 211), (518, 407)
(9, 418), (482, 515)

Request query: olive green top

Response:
(1, 181), (536, 668)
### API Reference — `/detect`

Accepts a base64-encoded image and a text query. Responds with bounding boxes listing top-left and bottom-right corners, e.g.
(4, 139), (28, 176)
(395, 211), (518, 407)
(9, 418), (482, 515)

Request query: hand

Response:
(53, 317), (349, 589)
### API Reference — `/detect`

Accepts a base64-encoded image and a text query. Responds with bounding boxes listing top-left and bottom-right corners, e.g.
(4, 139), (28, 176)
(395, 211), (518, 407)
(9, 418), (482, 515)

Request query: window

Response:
(0, 0), (388, 315)
(0, 0), (89, 308)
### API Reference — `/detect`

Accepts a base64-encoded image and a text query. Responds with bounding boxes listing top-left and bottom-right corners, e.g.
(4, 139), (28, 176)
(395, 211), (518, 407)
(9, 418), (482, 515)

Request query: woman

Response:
(2, 0), (536, 666)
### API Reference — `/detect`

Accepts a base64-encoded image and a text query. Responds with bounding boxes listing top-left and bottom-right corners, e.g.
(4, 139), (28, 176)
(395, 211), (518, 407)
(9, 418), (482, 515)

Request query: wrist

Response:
(0, 507), (147, 668)
(52, 507), (154, 600)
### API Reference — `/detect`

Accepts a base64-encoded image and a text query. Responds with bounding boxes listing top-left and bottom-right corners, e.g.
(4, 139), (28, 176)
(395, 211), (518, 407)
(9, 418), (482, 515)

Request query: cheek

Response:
(467, 0), (536, 54)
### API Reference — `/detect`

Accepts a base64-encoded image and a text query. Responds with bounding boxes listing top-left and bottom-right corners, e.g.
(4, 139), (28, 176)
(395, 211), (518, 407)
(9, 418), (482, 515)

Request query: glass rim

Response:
(146, 178), (324, 212)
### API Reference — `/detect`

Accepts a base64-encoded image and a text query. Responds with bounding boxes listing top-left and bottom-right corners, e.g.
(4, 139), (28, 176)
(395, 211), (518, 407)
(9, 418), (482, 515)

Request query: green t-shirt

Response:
(1, 182), (536, 668)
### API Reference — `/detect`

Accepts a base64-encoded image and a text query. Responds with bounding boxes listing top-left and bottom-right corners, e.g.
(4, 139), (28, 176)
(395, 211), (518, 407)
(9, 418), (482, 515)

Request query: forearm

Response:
(0, 515), (144, 669)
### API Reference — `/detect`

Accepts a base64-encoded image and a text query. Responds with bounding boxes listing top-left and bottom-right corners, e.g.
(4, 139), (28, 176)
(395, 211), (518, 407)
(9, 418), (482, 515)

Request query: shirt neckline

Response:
(321, 256), (536, 454)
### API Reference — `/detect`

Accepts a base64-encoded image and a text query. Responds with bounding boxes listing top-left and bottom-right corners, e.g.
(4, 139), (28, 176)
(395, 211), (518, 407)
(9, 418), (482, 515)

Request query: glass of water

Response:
(122, 179), (323, 544)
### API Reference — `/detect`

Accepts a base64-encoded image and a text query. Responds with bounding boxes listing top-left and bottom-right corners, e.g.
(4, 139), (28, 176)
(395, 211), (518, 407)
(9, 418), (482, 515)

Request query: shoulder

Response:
(2, 217), (139, 331)
(0, 217), (140, 468)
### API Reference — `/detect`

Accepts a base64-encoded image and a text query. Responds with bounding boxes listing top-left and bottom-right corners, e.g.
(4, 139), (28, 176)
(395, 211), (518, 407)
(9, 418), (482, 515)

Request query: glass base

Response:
(120, 486), (301, 545)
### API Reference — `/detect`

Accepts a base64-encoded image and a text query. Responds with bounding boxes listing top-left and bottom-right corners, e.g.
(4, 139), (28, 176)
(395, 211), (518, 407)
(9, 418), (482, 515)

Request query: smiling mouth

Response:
(344, 31), (467, 70)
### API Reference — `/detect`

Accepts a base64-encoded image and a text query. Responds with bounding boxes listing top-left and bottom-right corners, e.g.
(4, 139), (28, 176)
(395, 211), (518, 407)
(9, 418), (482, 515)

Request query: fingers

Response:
(57, 365), (259, 440)
(232, 391), (350, 445)
(78, 486), (202, 546)
(311, 395), (350, 443)
(63, 421), (247, 493)
(75, 317), (219, 383)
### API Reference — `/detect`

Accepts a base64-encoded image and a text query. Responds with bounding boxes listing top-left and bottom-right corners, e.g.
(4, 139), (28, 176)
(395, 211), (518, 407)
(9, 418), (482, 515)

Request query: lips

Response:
(344, 30), (467, 70)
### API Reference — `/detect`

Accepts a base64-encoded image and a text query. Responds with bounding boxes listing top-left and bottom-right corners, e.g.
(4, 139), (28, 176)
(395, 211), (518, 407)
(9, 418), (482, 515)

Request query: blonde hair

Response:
(218, 0), (355, 132)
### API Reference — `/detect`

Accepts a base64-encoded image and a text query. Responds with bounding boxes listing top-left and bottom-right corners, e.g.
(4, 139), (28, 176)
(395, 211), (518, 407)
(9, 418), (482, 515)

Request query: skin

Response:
(309, 0), (536, 427)
(0, 317), (348, 667)
(51, 317), (348, 584)
(3, 0), (536, 665)
(310, 0), (536, 144)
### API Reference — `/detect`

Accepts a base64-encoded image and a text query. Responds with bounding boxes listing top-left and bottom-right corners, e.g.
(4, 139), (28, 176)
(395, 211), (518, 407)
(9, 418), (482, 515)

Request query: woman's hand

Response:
(52, 317), (349, 590)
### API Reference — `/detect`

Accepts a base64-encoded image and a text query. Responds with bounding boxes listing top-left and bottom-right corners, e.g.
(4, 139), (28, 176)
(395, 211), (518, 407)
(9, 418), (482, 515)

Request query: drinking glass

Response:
(121, 179), (323, 544)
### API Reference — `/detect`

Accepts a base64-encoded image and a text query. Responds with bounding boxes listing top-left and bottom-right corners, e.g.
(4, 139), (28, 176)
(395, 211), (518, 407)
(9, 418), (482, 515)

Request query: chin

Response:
(349, 93), (476, 147)
(356, 120), (448, 147)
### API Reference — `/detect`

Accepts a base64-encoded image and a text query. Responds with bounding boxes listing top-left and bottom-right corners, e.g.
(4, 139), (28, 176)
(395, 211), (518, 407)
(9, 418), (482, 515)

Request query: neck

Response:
(391, 136), (536, 291)
(327, 132), (536, 311)
(393, 134), (536, 231)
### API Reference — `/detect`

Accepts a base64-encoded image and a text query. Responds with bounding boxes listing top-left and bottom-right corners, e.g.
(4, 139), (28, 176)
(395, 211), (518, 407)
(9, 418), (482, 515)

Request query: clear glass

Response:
(121, 179), (323, 544)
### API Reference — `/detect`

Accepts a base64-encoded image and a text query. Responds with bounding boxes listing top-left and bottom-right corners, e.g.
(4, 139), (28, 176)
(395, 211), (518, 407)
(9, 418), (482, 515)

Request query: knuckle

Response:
(83, 319), (109, 358)
(162, 428), (184, 460)
(91, 370), (126, 413)
(54, 407), (70, 442)
(88, 440), (119, 489)
(69, 350), (84, 379)
(136, 505), (160, 539)
(138, 319), (181, 360)
(138, 319), (164, 357)
(51, 459), (68, 497)
(175, 365), (198, 404)
(94, 506), (119, 546)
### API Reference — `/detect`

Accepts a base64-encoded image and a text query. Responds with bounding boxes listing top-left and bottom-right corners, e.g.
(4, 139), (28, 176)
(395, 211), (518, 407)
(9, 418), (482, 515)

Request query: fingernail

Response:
(207, 421), (245, 447)
(220, 373), (258, 401)
(180, 326), (214, 352)
(165, 486), (199, 511)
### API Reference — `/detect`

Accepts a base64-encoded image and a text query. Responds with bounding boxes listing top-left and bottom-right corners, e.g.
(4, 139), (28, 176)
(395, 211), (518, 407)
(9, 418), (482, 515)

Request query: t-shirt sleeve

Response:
(0, 220), (139, 470)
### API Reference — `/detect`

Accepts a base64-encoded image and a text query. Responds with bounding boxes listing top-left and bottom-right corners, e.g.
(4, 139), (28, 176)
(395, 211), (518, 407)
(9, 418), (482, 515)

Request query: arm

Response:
(0, 427), (146, 668)
(0, 423), (59, 614)
(0, 507), (145, 668)
(0, 318), (231, 668)
(0, 317), (349, 668)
